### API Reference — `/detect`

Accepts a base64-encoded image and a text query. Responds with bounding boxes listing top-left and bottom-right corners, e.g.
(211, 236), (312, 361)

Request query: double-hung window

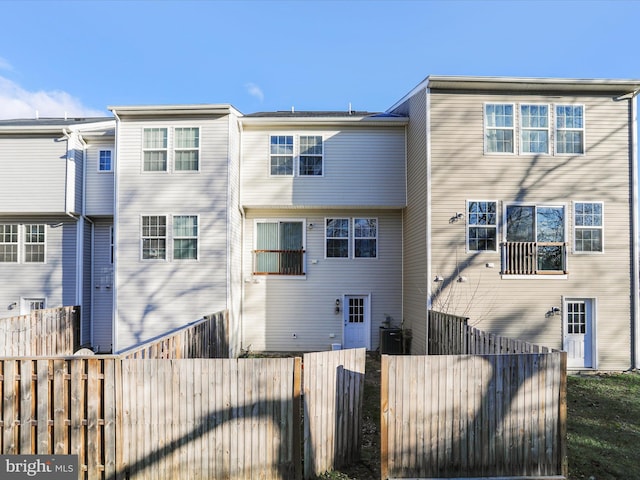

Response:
(143, 128), (168, 171)
(299, 135), (323, 176)
(467, 201), (497, 251)
(99, 150), (113, 172)
(485, 104), (514, 153)
(520, 105), (549, 154)
(326, 218), (349, 258)
(270, 136), (294, 175)
(173, 215), (198, 260)
(354, 218), (377, 258)
(556, 105), (584, 154)
(574, 202), (603, 252)
(270, 135), (324, 176)
(174, 127), (200, 171)
(325, 218), (378, 259)
(141, 215), (167, 260)
(0, 224), (18, 262)
(24, 224), (45, 263)
(254, 220), (305, 275)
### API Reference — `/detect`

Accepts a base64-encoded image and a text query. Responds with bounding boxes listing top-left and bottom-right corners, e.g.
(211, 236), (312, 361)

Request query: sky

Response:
(1, 0), (640, 119)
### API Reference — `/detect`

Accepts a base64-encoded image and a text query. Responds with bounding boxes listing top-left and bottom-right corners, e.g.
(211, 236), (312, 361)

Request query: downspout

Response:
(631, 94), (640, 369)
(78, 133), (95, 349)
(111, 109), (121, 353)
(237, 117), (246, 356)
(425, 86), (432, 354)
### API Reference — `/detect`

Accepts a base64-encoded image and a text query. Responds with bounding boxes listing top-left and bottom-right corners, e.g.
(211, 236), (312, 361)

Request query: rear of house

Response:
(239, 112), (407, 352)
(391, 76), (640, 370)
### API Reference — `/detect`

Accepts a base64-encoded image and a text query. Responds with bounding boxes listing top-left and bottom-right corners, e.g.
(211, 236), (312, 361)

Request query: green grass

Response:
(567, 371), (640, 480)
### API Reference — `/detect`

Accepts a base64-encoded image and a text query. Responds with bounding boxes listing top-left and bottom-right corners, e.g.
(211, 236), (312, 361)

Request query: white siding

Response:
(114, 115), (233, 351)
(228, 116), (243, 357)
(242, 208), (403, 352)
(241, 127), (406, 207)
(85, 140), (115, 216)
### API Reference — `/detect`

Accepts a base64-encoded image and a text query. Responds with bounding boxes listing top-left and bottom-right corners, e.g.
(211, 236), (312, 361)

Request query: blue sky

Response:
(1, 0), (639, 119)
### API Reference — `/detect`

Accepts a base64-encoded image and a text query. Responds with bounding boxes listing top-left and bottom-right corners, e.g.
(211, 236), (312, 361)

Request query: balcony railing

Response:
(501, 242), (567, 275)
(253, 249), (305, 275)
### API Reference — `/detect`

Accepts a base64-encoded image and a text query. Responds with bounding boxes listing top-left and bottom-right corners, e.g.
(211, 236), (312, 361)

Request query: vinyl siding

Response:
(241, 127), (406, 207)
(0, 216), (78, 317)
(242, 208), (403, 352)
(0, 137), (69, 213)
(427, 90), (633, 369)
(85, 140), (115, 215)
(114, 115), (232, 351)
(391, 89), (429, 354)
(228, 116), (242, 357)
(82, 217), (92, 345)
(92, 221), (114, 352)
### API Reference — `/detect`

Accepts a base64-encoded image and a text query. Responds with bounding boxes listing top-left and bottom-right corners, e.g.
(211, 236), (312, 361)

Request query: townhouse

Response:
(1, 75), (639, 369)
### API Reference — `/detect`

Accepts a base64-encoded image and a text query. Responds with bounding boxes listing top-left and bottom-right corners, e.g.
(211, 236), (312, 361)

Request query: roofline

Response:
(108, 104), (242, 117)
(388, 75), (640, 111)
(0, 118), (115, 135)
(240, 115), (408, 127)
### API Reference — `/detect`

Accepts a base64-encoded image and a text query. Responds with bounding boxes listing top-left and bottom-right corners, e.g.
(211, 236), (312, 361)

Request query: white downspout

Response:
(111, 109), (121, 353)
(425, 86), (432, 354)
(631, 95), (640, 369)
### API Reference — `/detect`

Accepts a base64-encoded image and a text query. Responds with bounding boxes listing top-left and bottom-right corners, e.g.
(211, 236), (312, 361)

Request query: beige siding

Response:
(85, 140), (115, 215)
(392, 89), (429, 354)
(242, 208), (403, 352)
(428, 90), (633, 369)
(0, 137), (69, 213)
(241, 126), (406, 207)
(114, 115), (233, 351)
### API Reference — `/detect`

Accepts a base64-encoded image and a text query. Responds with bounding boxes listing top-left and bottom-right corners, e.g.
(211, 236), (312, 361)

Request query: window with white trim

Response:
(24, 224), (45, 263)
(299, 135), (323, 176)
(270, 135), (294, 175)
(467, 201), (497, 251)
(173, 215), (198, 260)
(0, 224), (18, 262)
(254, 220), (305, 275)
(143, 128), (168, 171)
(520, 104), (549, 154)
(354, 218), (377, 258)
(325, 218), (349, 258)
(98, 150), (113, 172)
(574, 202), (603, 252)
(174, 127), (200, 171)
(141, 215), (167, 260)
(485, 104), (514, 153)
(556, 105), (584, 154)
(269, 134), (324, 176)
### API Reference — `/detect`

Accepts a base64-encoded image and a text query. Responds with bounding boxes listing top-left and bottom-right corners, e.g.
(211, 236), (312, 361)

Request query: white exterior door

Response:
(343, 295), (370, 349)
(563, 299), (595, 369)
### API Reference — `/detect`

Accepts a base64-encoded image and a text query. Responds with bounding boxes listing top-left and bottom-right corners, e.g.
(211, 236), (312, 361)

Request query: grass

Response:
(317, 355), (640, 480)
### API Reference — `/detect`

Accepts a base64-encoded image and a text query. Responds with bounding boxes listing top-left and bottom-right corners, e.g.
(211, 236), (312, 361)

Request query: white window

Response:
(141, 215), (167, 260)
(520, 105), (549, 154)
(325, 218), (349, 258)
(270, 134), (324, 176)
(254, 220), (305, 275)
(484, 104), (514, 154)
(0, 224), (18, 262)
(20, 298), (46, 315)
(173, 215), (198, 260)
(24, 224), (45, 263)
(98, 150), (113, 172)
(467, 201), (497, 252)
(556, 105), (584, 154)
(143, 128), (168, 171)
(174, 127), (199, 171)
(354, 218), (377, 258)
(574, 202), (603, 253)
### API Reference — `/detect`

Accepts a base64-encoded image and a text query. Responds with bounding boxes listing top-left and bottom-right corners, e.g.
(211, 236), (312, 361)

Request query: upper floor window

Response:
(141, 215), (167, 260)
(173, 215), (198, 260)
(325, 218), (349, 258)
(467, 201), (497, 252)
(556, 105), (584, 154)
(354, 218), (377, 258)
(174, 127), (200, 171)
(574, 202), (603, 252)
(520, 105), (549, 154)
(254, 220), (305, 275)
(143, 128), (168, 171)
(484, 104), (514, 153)
(98, 150), (113, 172)
(24, 224), (46, 263)
(0, 224), (18, 262)
(270, 134), (324, 176)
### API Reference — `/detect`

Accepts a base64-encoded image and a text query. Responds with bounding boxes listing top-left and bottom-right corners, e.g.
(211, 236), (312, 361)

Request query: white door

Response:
(563, 299), (594, 369)
(343, 295), (370, 349)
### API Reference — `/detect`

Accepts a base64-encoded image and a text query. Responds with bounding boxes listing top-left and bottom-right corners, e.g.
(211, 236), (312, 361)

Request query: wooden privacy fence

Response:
(119, 311), (229, 359)
(429, 310), (558, 355)
(0, 306), (80, 356)
(0, 349), (365, 479)
(381, 352), (567, 479)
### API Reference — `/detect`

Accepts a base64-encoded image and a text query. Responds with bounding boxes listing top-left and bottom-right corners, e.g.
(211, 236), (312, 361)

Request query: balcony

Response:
(501, 242), (567, 275)
(253, 249), (305, 275)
